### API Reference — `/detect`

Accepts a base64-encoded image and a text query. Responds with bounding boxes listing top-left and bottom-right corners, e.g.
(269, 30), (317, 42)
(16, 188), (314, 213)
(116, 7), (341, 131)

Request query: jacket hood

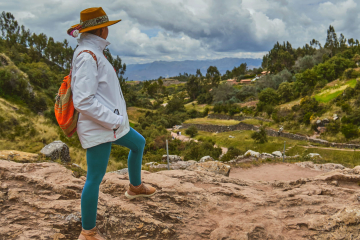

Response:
(77, 33), (110, 51)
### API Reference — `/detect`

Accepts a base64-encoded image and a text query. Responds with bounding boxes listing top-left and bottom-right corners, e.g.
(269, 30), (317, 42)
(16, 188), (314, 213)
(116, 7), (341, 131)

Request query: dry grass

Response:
(278, 99), (301, 110)
(127, 107), (151, 123)
(184, 117), (240, 126)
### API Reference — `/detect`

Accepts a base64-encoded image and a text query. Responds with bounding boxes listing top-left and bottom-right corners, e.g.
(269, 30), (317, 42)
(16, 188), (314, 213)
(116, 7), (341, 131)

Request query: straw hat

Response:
(67, 7), (121, 37)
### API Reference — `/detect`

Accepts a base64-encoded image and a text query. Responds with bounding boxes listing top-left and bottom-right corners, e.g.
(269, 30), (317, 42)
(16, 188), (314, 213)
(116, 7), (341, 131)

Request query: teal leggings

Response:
(81, 127), (145, 230)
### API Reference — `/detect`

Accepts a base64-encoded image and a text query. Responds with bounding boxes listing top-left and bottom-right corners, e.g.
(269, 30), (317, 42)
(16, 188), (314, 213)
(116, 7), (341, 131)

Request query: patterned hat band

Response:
(80, 15), (109, 29)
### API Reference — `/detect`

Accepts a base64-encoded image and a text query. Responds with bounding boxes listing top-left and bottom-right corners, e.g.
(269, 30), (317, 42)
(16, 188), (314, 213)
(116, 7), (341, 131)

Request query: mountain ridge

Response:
(124, 57), (262, 81)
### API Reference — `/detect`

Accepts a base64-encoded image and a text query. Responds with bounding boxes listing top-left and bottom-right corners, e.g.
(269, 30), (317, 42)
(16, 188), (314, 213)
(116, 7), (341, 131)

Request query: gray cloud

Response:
(2, 0), (360, 64)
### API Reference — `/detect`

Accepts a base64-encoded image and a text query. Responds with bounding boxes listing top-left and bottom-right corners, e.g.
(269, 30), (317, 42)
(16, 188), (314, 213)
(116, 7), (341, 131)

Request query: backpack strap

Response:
(77, 50), (98, 68)
(69, 49), (98, 75)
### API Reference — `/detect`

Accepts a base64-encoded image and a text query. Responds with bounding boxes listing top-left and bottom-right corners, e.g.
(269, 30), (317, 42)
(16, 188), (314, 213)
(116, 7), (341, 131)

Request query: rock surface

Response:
(1, 159), (360, 239)
(199, 156), (214, 162)
(40, 140), (71, 162)
(148, 160), (197, 170)
(186, 161), (231, 176)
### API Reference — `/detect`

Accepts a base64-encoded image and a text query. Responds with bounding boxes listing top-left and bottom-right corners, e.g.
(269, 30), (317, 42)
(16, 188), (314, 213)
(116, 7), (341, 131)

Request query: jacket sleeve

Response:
(71, 53), (123, 130)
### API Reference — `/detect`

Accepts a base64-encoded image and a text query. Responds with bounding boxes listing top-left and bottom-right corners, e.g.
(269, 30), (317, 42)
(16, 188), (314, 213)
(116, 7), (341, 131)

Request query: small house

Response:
(240, 79), (252, 84)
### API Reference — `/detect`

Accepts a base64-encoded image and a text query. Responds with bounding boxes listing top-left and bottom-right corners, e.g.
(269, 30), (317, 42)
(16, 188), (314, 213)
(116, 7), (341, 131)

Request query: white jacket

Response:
(71, 33), (130, 149)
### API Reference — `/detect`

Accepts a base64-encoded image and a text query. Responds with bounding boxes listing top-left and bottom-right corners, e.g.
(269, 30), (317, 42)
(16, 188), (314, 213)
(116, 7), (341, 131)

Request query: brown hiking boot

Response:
(78, 226), (106, 240)
(125, 182), (156, 199)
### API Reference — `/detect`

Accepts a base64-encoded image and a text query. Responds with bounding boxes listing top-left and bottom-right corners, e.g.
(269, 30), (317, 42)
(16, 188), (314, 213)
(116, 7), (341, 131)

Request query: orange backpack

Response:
(55, 50), (98, 137)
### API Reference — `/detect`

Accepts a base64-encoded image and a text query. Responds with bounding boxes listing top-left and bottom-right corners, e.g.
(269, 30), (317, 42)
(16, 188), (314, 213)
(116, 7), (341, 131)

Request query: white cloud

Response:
(2, 0), (360, 64)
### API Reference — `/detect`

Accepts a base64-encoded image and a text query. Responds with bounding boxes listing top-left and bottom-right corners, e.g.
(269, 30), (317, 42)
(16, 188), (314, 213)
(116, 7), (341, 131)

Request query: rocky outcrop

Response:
(1, 159), (360, 239)
(40, 140), (71, 162)
(186, 161), (231, 176)
(199, 156), (214, 162)
(161, 155), (182, 163)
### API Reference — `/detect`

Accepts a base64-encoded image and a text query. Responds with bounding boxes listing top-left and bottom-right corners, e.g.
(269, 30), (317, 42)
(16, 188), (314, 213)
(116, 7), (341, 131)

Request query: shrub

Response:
(220, 147), (244, 162)
(251, 126), (268, 143)
(326, 120), (340, 134)
(183, 140), (222, 161)
(303, 112), (312, 125)
(187, 109), (199, 119)
(341, 123), (359, 139)
(185, 126), (198, 137)
(197, 93), (213, 104)
(341, 103), (352, 114)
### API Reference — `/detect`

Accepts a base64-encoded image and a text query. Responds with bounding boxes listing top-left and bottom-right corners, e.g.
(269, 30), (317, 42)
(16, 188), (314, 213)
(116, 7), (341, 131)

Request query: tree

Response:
(324, 25), (339, 57)
(185, 126), (198, 137)
(259, 88), (280, 105)
(277, 82), (298, 103)
(211, 83), (237, 103)
(186, 75), (201, 100)
(206, 66), (221, 87)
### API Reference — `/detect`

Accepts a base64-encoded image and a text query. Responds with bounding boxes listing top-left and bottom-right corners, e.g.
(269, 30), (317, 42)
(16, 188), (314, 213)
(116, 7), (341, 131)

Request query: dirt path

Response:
(230, 163), (322, 181)
(169, 131), (228, 154)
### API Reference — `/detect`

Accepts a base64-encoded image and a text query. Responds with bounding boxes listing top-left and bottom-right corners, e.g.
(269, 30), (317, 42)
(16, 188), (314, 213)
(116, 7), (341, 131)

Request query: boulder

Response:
(272, 151), (283, 158)
(333, 114), (339, 121)
(40, 140), (70, 162)
(162, 155), (182, 163)
(244, 150), (260, 158)
(261, 153), (274, 159)
(199, 156), (214, 162)
(308, 153), (321, 158)
(229, 135), (235, 138)
(0, 150), (38, 162)
(186, 161), (231, 176)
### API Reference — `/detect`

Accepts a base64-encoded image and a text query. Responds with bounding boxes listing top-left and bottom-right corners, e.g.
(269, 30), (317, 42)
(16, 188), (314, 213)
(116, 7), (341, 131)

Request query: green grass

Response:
(185, 129), (360, 168)
(314, 79), (357, 103)
(191, 130), (308, 154)
(286, 146), (360, 168)
(184, 118), (240, 126)
(240, 119), (263, 126)
(184, 101), (212, 112)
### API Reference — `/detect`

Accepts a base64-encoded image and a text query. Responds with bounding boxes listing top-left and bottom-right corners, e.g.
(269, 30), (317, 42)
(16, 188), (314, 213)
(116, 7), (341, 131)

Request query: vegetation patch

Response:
(314, 79), (357, 103)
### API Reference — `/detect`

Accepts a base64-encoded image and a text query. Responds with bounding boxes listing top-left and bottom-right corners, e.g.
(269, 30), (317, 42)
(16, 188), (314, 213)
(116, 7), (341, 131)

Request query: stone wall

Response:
(182, 122), (360, 149)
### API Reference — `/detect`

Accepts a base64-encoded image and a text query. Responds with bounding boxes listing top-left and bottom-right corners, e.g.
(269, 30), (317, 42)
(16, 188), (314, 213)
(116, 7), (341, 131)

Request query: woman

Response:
(67, 7), (156, 240)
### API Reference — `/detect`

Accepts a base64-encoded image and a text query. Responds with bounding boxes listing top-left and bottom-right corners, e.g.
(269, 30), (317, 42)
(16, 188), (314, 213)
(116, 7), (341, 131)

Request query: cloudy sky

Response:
(1, 0), (360, 64)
